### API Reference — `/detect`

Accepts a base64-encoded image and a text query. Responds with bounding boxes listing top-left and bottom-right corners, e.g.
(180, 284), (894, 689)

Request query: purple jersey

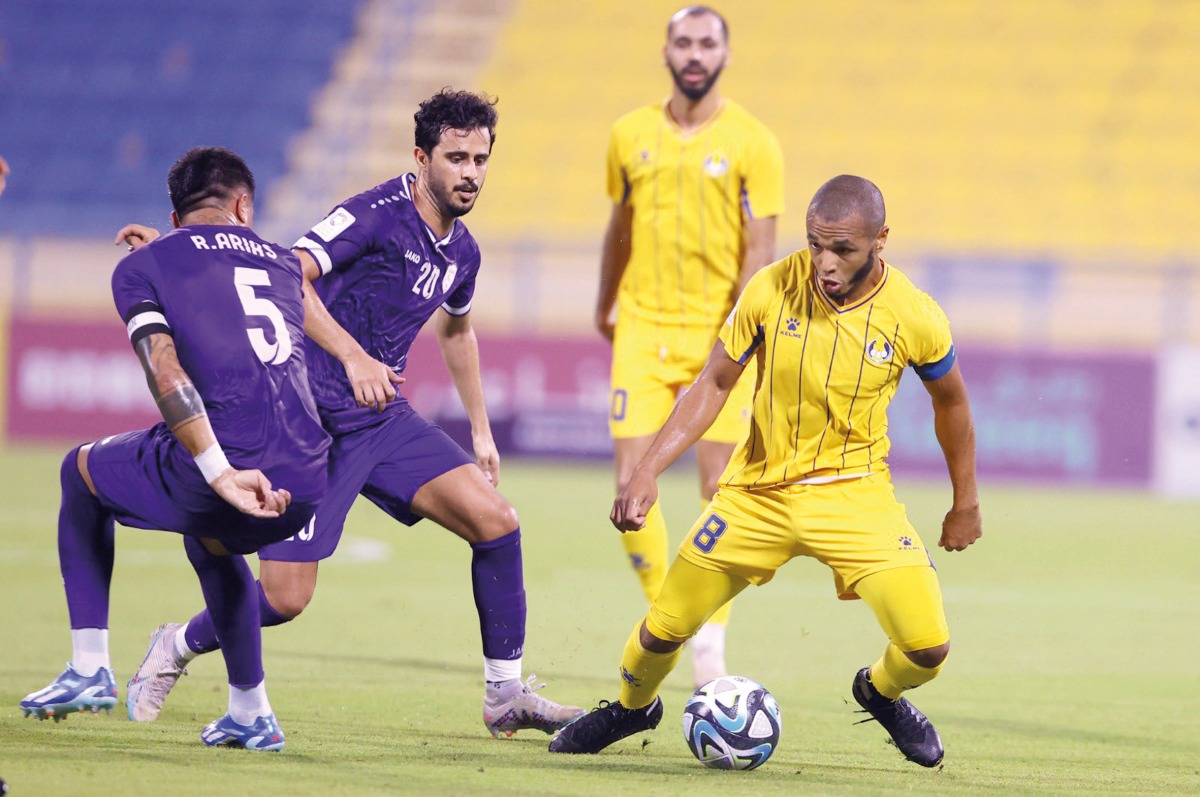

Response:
(111, 226), (330, 501)
(293, 173), (481, 434)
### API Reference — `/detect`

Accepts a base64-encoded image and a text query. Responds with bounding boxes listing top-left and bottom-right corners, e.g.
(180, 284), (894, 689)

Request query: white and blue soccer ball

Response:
(681, 675), (782, 770)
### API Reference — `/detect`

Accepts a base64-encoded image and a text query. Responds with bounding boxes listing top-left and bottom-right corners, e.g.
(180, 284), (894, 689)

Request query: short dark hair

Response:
(167, 146), (255, 217)
(808, 175), (887, 233)
(413, 89), (499, 154)
(667, 5), (729, 43)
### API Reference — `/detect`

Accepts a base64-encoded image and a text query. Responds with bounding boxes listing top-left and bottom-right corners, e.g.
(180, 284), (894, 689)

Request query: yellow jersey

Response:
(606, 99), (784, 329)
(717, 250), (956, 488)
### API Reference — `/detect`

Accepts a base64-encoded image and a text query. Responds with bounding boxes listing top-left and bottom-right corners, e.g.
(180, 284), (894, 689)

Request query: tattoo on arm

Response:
(135, 334), (207, 431)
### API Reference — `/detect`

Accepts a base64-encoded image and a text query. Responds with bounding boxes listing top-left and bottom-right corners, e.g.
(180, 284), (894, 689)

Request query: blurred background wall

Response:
(1, 0), (1197, 492)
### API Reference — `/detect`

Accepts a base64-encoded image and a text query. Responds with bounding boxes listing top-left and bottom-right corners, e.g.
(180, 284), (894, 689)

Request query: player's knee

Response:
(262, 578), (315, 619)
(60, 447), (88, 494)
(639, 621), (683, 654)
(477, 500), (519, 542)
(905, 640), (950, 669)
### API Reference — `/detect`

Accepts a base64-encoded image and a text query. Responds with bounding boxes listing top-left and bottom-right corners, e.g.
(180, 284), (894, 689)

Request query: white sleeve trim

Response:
(441, 300), (472, 317)
(126, 311), (169, 340)
(294, 236), (333, 276)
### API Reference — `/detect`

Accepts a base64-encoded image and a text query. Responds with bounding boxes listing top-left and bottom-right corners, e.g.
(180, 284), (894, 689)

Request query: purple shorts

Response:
(86, 425), (317, 556)
(257, 407), (473, 562)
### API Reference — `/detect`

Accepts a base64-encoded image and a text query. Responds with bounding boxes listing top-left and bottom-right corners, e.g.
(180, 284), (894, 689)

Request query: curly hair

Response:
(167, 146), (255, 217)
(414, 88), (499, 154)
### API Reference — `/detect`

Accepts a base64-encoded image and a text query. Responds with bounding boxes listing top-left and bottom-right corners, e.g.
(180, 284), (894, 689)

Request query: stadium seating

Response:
(0, 0), (365, 236)
(470, 0), (1200, 261)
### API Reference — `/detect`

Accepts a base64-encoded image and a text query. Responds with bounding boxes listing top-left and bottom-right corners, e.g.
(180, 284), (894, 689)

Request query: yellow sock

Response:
(869, 643), (945, 700)
(618, 621), (681, 709)
(620, 501), (669, 604)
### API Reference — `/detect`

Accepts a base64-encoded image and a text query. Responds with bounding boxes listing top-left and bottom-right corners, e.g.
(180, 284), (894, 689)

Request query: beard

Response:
(669, 60), (723, 101)
(435, 181), (479, 219)
(840, 250), (879, 297)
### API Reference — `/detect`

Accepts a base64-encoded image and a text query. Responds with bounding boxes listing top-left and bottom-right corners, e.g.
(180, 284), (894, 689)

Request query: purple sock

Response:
(57, 448), (115, 629)
(182, 537), (263, 687)
(470, 528), (526, 662)
(184, 581), (291, 655)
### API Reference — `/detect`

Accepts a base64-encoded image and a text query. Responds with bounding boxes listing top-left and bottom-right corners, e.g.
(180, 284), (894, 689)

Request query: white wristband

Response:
(195, 443), (232, 484)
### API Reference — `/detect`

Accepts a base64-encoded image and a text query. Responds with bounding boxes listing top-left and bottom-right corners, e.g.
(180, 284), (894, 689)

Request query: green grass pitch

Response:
(1, 446), (1198, 795)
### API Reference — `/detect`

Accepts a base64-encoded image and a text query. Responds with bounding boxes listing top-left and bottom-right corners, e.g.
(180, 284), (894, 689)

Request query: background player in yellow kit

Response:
(595, 5), (784, 685)
(554, 175), (982, 767)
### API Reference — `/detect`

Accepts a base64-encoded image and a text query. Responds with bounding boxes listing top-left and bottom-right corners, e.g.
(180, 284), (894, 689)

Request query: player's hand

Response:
(611, 469), (659, 532)
(938, 502), (982, 551)
(114, 224), (161, 251)
(343, 352), (405, 412)
(473, 432), (500, 486)
(595, 308), (616, 343)
(211, 468), (293, 519)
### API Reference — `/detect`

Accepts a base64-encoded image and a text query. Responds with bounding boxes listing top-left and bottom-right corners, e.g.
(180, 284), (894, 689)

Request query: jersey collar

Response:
(401, 173), (460, 248)
(662, 98), (726, 138)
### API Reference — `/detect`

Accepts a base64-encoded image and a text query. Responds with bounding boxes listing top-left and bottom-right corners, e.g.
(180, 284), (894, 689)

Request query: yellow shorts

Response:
(676, 472), (933, 599)
(609, 316), (753, 442)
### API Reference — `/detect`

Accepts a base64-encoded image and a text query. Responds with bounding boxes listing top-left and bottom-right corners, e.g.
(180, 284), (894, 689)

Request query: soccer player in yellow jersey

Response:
(596, 5), (784, 686)
(553, 176), (982, 767)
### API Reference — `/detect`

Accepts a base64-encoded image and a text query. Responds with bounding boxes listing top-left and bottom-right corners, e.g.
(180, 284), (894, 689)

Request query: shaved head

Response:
(667, 5), (729, 42)
(808, 175), (886, 234)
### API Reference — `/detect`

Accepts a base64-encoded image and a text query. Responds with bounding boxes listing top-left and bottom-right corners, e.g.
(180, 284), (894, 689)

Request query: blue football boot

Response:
(20, 663), (118, 721)
(200, 712), (285, 752)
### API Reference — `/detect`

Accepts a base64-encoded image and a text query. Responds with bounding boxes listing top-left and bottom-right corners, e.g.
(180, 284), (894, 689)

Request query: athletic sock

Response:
(228, 679), (272, 725)
(57, 448), (115, 631)
(70, 628), (110, 677)
(869, 642), (945, 700)
(182, 580), (293, 658)
(470, 528), (526, 681)
(620, 501), (668, 604)
(182, 537), (263, 689)
(690, 621), (727, 685)
(617, 621), (681, 710)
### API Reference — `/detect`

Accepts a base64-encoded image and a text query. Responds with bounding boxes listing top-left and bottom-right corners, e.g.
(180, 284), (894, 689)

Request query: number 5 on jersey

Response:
(234, 267), (293, 365)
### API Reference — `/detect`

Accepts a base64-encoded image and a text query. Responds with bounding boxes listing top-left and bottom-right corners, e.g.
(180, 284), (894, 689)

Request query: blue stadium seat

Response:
(0, 0), (367, 235)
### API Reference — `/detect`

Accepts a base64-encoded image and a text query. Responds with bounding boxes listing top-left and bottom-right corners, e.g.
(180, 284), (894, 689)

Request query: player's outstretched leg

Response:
(469, 528), (583, 736)
(851, 566), (949, 767)
(22, 448), (118, 721)
(21, 664), (118, 721)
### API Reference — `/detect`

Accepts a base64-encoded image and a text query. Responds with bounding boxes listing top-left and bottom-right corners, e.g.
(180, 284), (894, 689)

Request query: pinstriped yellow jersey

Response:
(717, 250), (956, 488)
(607, 99), (784, 328)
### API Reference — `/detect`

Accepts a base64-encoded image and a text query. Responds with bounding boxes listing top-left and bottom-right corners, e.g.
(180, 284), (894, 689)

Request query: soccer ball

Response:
(681, 675), (782, 770)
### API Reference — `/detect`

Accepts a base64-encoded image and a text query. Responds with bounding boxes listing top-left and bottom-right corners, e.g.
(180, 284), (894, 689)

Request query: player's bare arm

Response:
(133, 331), (290, 518)
(612, 342), (745, 531)
(293, 247), (404, 412)
(738, 215), (777, 291)
(595, 202), (633, 342)
(436, 309), (500, 485)
(923, 362), (982, 552)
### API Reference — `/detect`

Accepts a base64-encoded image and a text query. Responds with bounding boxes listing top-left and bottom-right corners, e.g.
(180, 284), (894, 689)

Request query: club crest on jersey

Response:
(312, 207), (355, 243)
(865, 336), (894, 365)
(441, 262), (458, 293)
(703, 152), (729, 178)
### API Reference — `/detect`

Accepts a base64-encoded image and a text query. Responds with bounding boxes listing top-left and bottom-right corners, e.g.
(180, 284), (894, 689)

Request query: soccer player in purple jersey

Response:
(122, 90), (583, 737)
(19, 148), (331, 752)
